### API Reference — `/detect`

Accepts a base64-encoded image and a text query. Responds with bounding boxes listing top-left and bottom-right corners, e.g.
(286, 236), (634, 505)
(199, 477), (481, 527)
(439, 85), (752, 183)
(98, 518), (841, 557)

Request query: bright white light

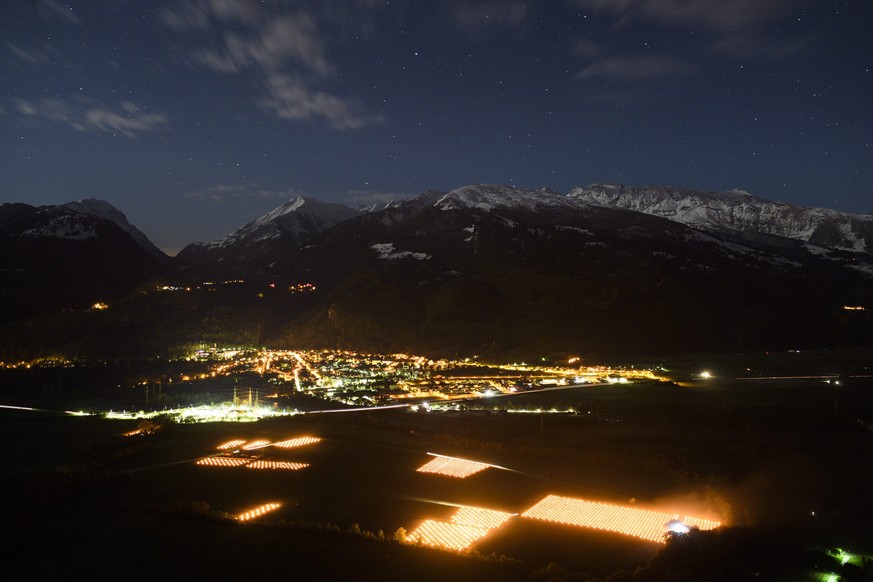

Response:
(699, 371), (711, 379)
(666, 519), (690, 534)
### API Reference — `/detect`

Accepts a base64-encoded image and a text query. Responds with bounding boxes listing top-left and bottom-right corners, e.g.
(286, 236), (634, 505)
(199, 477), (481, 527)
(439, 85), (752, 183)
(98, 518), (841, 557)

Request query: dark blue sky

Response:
(2, 0), (871, 253)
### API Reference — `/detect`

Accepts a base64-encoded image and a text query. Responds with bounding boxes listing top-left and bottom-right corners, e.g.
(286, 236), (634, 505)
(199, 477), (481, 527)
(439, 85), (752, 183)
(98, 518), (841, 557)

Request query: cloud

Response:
(6, 43), (53, 66)
(38, 0), (82, 25)
(577, 0), (813, 62)
(157, 3), (210, 31)
(574, 39), (603, 59)
(576, 0), (806, 31)
(453, 1), (528, 36)
(159, 1), (380, 129)
(190, 14), (333, 77)
(577, 54), (691, 80)
(12, 97), (170, 138)
(157, 0), (258, 31)
(184, 183), (304, 201)
(261, 73), (384, 130)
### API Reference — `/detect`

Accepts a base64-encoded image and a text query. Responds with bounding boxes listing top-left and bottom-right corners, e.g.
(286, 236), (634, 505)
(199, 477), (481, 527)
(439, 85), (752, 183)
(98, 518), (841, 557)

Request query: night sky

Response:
(2, 0), (871, 254)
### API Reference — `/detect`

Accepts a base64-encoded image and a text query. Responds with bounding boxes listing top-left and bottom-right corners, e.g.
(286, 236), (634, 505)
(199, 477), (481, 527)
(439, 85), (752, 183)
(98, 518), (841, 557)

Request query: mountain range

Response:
(2, 184), (871, 359)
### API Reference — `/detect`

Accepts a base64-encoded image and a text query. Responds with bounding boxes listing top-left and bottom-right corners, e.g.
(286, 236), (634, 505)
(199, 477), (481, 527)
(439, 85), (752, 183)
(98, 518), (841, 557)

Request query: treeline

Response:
(150, 500), (523, 569)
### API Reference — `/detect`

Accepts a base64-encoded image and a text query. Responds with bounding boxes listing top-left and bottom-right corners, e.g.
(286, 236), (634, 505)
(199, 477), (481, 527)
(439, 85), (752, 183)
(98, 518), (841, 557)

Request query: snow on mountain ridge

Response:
(568, 184), (873, 254)
(252, 197), (307, 227)
(11, 198), (165, 259)
(60, 198), (167, 259)
(431, 184), (574, 212)
(193, 196), (360, 250)
(21, 212), (99, 240)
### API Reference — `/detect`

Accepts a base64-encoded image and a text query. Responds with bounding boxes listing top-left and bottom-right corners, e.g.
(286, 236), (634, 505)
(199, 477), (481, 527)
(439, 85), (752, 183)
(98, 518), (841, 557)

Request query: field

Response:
(3, 349), (873, 580)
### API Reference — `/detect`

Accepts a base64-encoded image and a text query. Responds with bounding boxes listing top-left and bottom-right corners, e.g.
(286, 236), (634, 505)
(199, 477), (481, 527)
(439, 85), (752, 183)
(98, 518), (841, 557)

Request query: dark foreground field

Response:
(4, 351), (873, 581)
(3, 410), (670, 580)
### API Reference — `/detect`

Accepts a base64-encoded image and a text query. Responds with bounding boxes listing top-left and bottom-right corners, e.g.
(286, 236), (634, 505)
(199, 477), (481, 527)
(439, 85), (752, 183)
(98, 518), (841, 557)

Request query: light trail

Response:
(0, 403), (91, 415)
(735, 375), (839, 381)
(425, 452), (509, 471)
(0, 404), (40, 411)
(306, 403), (410, 414)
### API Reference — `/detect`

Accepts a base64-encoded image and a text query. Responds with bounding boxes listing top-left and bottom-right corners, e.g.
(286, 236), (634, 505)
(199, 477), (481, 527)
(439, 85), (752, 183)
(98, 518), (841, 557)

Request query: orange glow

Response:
(245, 460), (309, 471)
(407, 520), (493, 551)
(416, 454), (491, 478)
(272, 436), (321, 449)
(407, 506), (514, 551)
(237, 502), (281, 521)
(216, 439), (246, 450)
(521, 495), (720, 544)
(241, 439), (272, 450)
(452, 506), (514, 529)
(196, 457), (252, 467)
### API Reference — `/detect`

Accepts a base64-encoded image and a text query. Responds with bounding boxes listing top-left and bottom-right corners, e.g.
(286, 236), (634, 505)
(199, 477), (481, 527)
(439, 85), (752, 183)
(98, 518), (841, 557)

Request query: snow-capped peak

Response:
(431, 184), (574, 212)
(59, 198), (164, 258)
(9, 198), (167, 258)
(251, 196), (308, 227)
(195, 196), (360, 250)
(568, 183), (873, 254)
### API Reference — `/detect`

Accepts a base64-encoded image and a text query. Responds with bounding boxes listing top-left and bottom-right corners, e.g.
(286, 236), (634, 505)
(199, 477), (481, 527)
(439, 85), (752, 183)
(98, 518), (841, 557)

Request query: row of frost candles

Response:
(416, 453), (491, 478)
(237, 502), (281, 521)
(216, 436), (321, 451)
(407, 506), (515, 550)
(521, 495), (720, 544)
